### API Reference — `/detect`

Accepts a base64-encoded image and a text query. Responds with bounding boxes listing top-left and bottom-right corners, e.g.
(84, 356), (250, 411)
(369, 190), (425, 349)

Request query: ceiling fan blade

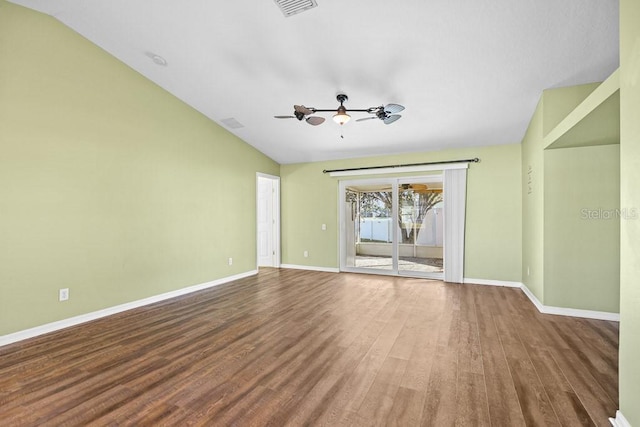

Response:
(274, 115), (296, 119)
(384, 104), (405, 114)
(383, 114), (401, 125)
(355, 116), (377, 122)
(294, 105), (314, 116)
(306, 116), (325, 126)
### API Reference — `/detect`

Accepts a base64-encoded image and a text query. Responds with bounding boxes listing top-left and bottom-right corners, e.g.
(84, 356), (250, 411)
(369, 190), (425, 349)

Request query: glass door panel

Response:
(397, 180), (444, 276)
(345, 184), (394, 271)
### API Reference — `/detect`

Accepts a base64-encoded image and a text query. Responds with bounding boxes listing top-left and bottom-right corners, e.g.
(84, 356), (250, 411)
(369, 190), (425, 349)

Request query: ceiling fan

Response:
(401, 183), (443, 194)
(274, 94), (405, 126)
(274, 104), (326, 126)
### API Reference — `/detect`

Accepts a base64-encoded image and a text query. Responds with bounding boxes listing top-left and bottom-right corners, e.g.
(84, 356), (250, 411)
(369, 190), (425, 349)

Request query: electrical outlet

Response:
(527, 266), (530, 276)
(303, 251), (309, 258)
(228, 257), (233, 266)
(321, 224), (327, 231)
(59, 288), (69, 301)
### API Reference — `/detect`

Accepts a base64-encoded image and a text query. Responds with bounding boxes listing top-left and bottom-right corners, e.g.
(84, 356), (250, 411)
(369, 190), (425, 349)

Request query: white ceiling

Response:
(10, 0), (619, 164)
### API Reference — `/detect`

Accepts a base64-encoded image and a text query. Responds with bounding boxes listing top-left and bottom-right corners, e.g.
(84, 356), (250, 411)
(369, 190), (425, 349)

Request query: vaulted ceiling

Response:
(10, 0), (619, 164)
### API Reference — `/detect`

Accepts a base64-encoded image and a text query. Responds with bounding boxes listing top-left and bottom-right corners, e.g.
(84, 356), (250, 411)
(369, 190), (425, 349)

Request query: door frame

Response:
(256, 173), (280, 268)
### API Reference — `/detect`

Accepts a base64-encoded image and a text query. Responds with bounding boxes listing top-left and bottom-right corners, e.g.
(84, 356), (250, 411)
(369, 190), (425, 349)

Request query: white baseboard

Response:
(518, 281), (547, 313)
(538, 303), (620, 322)
(0, 270), (258, 348)
(280, 264), (340, 273)
(463, 278), (620, 322)
(610, 410), (632, 427)
(519, 282), (620, 322)
(463, 277), (522, 288)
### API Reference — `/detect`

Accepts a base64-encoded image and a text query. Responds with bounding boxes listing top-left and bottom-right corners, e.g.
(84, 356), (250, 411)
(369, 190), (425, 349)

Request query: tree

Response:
(360, 188), (442, 244)
(359, 192), (390, 217)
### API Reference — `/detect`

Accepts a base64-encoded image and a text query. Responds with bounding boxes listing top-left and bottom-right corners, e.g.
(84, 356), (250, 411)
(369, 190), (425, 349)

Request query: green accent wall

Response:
(0, 2), (279, 335)
(542, 83), (601, 136)
(281, 144), (522, 282)
(543, 145), (620, 313)
(544, 74), (620, 150)
(522, 82), (620, 315)
(619, 0), (640, 423)
(521, 99), (545, 300)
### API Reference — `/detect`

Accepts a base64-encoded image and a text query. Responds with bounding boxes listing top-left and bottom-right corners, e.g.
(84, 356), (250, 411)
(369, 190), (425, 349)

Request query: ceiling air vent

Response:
(274, 0), (318, 17)
(220, 117), (245, 129)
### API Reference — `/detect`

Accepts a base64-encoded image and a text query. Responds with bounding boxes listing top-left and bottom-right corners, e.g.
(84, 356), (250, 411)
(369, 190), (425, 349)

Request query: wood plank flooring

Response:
(0, 269), (618, 426)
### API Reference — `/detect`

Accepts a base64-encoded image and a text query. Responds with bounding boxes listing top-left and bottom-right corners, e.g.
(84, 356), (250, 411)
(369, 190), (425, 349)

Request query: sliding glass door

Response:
(340, 176), (444, 279)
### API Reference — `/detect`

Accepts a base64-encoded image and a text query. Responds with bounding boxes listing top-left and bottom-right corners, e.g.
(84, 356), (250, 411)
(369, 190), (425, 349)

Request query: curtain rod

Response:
(322, 157), (480, 174)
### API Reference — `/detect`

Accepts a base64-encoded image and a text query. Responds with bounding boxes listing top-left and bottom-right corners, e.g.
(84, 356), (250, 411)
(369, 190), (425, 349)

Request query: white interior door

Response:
(257, 174), (280, 267)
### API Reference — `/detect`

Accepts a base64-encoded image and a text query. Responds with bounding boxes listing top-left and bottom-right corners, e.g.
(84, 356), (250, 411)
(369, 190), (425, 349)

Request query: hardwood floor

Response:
(0, 269), (618, 426)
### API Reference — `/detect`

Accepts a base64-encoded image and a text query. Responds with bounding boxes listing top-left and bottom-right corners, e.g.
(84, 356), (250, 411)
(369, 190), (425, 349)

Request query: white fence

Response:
(359, 207), (443, 246)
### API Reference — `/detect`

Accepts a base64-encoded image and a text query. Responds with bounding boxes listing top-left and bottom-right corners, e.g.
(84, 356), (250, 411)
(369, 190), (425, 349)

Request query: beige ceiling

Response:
(9, 0), (619, 164)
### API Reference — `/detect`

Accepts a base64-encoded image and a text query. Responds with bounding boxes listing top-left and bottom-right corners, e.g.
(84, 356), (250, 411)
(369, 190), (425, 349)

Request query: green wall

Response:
(520, 85), (604, 304)
(0, 2), (279, 335)
(521, 82), (620, 315)
(521, 99), (545, 300)
(619, 0), (640, 423)
(542, 83), (601, 136)
(543, 145), (620, 313)
(281, 144), (522, 282)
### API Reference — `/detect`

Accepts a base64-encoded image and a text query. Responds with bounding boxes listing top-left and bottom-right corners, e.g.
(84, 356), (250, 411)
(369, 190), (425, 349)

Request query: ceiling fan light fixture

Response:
(333, 106), (351, 125)
(275, 93), (403, 127)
